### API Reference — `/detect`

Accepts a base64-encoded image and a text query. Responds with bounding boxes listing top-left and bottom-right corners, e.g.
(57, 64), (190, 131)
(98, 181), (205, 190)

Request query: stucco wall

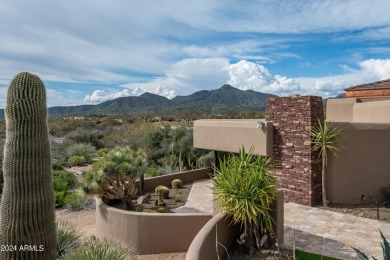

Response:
(266, 96), (324, 206)
(327, 122), (390, 203)
(96, 197), (212, 254)
(193, 119), (273, 156)
(326, 98), (390, 123)
(326, 98), (357, 122)
(136, 168), (212, 192)
(353, 100), (390, 123)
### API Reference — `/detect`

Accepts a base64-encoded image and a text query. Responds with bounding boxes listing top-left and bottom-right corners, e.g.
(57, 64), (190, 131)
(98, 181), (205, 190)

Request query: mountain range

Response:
(0, 84), (276, 119)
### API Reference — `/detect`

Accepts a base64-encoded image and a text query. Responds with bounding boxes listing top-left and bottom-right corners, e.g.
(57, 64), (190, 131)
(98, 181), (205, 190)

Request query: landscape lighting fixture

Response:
(257, 121), (265, 129)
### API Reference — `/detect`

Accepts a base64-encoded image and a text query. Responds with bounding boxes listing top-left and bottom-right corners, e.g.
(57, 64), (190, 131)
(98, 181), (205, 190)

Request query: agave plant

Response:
(57, 221), (82, 259)
(310, 119), (343, 207)
(212, 146), (277, 254)
(65, 237), (137, 260)
(353, 230), (390, 260)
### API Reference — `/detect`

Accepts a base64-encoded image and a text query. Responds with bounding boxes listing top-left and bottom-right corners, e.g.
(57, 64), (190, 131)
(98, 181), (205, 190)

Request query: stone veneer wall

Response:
(265, 96), (324, 206)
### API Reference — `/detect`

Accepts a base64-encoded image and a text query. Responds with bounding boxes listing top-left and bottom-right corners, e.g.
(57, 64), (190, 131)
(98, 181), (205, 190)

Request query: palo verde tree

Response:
(310, 119), (343, 207)
(0, 72), (56, 259)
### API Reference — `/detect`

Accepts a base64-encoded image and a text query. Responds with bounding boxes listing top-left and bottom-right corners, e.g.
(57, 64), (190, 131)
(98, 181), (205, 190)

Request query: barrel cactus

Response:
(0, 72), (56, 259)
(155, 185), (169, 199)
(171, 179), (182, 189)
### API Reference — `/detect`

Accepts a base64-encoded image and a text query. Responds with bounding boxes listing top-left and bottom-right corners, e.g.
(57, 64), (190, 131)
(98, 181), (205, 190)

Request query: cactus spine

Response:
(0, 72), (56, 259)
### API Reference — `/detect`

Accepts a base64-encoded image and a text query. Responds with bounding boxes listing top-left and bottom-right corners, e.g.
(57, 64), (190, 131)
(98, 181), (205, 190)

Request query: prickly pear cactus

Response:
(0, 72), (56, 259)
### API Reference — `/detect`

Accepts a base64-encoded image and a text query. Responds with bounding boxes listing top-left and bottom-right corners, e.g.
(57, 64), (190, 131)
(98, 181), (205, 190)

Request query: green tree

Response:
(310, 120), (343, 207)
(212, 147), (277, 255)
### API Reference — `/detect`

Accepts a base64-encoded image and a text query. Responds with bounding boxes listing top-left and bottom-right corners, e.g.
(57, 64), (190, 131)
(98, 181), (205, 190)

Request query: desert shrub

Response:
(53, 171), (76, 207)
(65, 191), (94, 211)
(155, 185), (169, 199)
(53, 170), (77, 189)
(66, 129), (104, 149)
(66, 237), (137, 260)
(56, 221), (82, 259)
(67, 155), (87, 166)
(97, 148), (109, 157)
(52, 161), (64, 170)
(144, 126), (206, 170)
(144, 167), (159, 177)
(196, 151), (214, 168)
(55, 191), (66, 207)
(66, 143), (96, 163)
(171, 179), (182, 189)
(53, 179), (69, 192)
(86, 146), (146, 210)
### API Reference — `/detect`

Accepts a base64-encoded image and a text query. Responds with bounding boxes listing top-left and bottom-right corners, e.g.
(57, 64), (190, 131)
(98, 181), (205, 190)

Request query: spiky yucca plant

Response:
(65, 237), (137, 260)
(310, 119), (343, 207)
(0, 72), (56, 259)
(212, 147), (277, 254)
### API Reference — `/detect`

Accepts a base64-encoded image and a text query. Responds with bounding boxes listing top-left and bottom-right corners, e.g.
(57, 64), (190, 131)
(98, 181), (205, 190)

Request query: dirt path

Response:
(55, 208), (96, 239)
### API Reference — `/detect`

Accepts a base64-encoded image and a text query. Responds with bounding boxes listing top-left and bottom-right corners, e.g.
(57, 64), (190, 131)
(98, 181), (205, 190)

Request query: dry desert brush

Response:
(0, 72), (57, 259)
(212, 147), (278, 255)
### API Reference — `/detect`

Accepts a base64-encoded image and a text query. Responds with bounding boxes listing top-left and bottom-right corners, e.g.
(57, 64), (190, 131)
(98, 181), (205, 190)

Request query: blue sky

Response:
(1, 0), (390, 108)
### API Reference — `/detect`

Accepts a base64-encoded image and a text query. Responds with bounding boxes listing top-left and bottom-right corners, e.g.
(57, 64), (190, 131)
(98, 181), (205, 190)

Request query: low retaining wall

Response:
(136, 168), (212, 191)
(96, 197), (212, 254)
(96, 168), (213, 254)
(186, 213), (240, 260)
(188, 191), (284, 260)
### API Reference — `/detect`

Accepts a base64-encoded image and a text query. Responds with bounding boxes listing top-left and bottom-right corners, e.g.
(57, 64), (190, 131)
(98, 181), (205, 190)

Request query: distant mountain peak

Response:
(220, 84), (235, 90)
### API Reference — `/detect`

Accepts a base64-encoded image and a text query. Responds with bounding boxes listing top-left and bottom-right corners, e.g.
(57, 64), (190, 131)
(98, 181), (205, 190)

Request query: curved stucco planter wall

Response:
(96, 198), (212, 254)
(187, 190), (284, 260)
(96, 168), (213, 255)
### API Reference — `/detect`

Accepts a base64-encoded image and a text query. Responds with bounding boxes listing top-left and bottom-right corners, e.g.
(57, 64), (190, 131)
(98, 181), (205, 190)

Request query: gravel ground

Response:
(317, 202), (390, 222)
(110, 184), (192, 212)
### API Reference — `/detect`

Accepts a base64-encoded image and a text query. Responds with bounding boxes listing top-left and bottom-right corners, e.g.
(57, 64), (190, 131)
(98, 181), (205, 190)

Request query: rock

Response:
(137, 193), (151, 204)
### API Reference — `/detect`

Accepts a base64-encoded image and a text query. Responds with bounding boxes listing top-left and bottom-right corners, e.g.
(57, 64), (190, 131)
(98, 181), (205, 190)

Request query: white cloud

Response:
(359, 59), (390, 81)
(227, 60), (271, 90)
(83, 58), (390, 103)
(84, 89), (144, 103)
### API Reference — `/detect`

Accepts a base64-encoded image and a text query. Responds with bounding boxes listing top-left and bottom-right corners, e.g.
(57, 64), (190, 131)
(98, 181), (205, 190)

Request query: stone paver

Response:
(173, 180), (390, 259)
(171, 179), (213, 213)
(284, 202), (390, 259)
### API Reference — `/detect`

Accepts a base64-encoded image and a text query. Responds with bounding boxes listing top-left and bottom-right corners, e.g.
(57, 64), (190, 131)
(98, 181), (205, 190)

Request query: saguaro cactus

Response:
(0, 72), (56, 259)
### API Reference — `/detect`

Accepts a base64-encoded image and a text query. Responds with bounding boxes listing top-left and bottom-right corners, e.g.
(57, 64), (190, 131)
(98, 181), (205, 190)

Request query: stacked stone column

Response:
(266, 95), (324, 206)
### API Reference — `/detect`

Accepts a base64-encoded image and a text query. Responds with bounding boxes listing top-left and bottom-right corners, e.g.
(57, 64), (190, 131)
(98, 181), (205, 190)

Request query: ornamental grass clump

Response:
(212, 147), (277, 255)
(0, 72), (57, 259)
(66, 237), (137, 260)
(56, 221), (82, 259)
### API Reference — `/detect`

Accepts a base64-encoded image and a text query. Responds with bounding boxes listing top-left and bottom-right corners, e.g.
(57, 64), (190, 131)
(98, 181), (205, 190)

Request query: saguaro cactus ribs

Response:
(0, 72), (56, 259)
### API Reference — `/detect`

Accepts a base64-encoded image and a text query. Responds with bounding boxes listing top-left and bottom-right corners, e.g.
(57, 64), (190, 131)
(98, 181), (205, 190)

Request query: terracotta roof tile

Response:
(345, 79), (390, 91)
